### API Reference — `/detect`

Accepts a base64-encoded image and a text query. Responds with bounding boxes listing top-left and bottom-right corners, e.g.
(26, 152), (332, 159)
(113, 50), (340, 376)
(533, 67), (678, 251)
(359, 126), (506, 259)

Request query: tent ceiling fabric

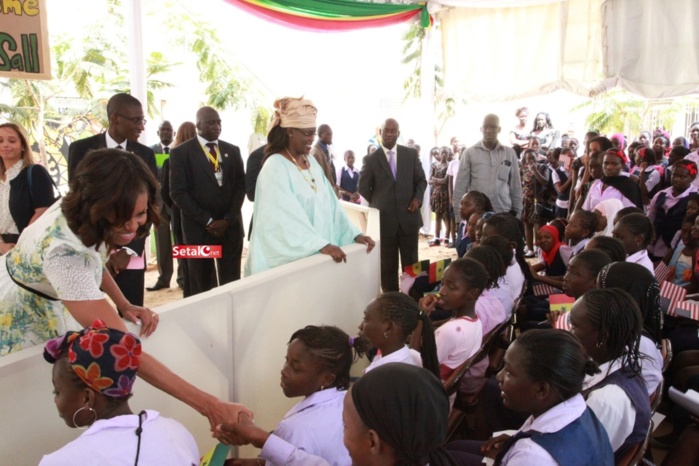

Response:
(596, 0), (699, 99)
(438, 0), (699, 101)
(439, 0), (602, 102)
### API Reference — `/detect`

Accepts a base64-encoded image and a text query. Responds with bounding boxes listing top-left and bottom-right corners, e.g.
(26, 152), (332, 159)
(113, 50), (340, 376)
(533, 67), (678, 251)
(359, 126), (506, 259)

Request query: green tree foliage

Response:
(401, 22), (459, 142)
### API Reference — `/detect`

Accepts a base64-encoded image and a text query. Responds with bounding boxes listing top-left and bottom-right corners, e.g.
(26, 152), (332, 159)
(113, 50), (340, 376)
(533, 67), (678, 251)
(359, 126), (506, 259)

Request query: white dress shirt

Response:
(260, 388), (351, 466)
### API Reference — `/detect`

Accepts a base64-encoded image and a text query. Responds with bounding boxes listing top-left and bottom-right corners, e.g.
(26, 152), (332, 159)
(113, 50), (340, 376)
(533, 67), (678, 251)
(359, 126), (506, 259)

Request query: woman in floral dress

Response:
(429, 147), (451, 246)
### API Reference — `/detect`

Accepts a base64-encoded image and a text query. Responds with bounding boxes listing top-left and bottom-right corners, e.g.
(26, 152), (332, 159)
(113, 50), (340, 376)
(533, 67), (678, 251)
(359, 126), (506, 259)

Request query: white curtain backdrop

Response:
(594, 0), (699, 98)
(436, 0), (699, 101)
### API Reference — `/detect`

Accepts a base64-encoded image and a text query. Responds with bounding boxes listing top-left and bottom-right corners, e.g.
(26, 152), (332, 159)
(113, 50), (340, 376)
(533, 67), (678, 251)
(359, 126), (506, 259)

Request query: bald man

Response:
(169, 107), (245, 296)
(452, 114), (523, 221)
(359, 118), (426, 291)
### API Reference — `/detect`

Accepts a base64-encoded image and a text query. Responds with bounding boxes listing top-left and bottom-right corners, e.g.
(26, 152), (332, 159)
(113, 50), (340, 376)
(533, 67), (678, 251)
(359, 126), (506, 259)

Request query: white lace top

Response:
(0, 160), (25, 234)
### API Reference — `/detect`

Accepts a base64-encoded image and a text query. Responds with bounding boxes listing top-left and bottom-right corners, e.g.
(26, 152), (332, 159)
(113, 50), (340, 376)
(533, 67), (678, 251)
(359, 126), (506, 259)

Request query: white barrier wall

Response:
(0, 205), (381, 465)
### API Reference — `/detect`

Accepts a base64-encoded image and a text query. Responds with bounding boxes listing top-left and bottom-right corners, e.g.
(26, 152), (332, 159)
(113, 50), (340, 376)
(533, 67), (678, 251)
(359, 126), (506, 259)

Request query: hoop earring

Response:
(383, 331), (389, 338)
(72, 406), (97, 430)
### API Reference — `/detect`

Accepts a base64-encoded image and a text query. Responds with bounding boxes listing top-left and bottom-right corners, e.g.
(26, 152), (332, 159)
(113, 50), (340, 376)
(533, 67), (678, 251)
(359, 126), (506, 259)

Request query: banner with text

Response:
(0, 0), (51, 80)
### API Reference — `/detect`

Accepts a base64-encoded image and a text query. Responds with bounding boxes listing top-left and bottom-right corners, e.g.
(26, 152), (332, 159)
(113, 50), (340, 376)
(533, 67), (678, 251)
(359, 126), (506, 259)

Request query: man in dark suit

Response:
(147, 120), (181, 291)
(309, 124), (339, 197)
(169, 106), (245, 296)
(359, 118), (426, 291)
(67, 93), (158, 306)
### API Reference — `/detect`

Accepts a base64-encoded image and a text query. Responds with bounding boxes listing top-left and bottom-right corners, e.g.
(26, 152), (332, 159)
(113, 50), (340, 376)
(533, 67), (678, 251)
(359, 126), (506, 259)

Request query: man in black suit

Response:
(147, 120), (181, 291)
(169, 106), (245, 296)
(359, 118), (426, 291)
(67, 93), (158, 306)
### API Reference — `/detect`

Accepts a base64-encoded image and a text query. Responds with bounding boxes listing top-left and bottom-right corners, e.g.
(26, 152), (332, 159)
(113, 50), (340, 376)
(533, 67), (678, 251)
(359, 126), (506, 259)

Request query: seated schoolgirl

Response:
(550, 249), (613, 326)
(648, 160), (699, 259)
(446, 330), (614, 466)
(597, 263), (664, 396)
(631, 146), (662, 206)
(223, 325), (368, 466)
(612, 213), (655, 274)
(582, 149), (643, 211)
(220, 363), (457, 466)
(456, 191), (494, 258)
(663, 214), (698, 288)
(565, 209), (598, 256)
(481, 213), (531, 299)
(570, 289), (652, 460)
(480, 235), (518, 313)
(40, 321), (199, 465)
(584, 235), (628, 262)
(420, 258), (487, 380)
(466, 246), (508, 334)
(358, 292), (440, 378)
(529, 224), (568, 291)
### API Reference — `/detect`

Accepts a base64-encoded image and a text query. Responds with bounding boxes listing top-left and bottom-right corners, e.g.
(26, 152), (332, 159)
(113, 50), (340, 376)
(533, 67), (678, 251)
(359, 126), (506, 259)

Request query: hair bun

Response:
(584, 357), (600, 376)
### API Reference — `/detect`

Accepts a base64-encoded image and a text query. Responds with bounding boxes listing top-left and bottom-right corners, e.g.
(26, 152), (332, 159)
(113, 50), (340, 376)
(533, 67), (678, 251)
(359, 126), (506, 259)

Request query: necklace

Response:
(285, 149), (317, 192)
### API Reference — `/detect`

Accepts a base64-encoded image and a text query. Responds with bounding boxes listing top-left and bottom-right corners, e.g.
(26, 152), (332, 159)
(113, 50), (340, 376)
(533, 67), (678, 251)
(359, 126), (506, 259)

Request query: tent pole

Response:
(127, 0), (148, 144)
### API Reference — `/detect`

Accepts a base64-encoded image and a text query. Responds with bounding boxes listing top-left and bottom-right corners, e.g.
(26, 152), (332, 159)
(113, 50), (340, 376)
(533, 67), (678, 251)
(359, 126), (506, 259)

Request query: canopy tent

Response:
(212, 0), (699, 101)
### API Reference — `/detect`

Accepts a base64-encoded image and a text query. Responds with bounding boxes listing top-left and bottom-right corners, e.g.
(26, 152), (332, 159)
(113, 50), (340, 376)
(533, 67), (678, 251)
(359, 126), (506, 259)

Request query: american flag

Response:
(675, 301), (699, 321)
(533, 283), (562, 296)
(659, 281), (687, 316)
(654, 261), (672, 283)
(554, 312), (572, 331)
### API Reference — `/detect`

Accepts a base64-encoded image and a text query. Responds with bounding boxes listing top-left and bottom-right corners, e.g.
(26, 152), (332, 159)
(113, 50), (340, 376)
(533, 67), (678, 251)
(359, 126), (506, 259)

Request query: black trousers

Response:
(380, 225), (418, 292)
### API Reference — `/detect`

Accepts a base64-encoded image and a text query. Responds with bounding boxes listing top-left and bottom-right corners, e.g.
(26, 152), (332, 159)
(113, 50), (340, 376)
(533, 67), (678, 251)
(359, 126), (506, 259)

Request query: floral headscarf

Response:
(44, 320), (141, 398)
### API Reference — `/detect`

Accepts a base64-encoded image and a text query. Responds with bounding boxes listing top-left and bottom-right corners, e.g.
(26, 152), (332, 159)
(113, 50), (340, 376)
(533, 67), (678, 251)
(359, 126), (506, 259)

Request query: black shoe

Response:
(146, 283), (170, 291)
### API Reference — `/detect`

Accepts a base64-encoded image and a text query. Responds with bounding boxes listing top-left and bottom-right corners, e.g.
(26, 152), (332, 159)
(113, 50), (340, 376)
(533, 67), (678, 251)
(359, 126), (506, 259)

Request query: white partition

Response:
(0, 205), (381, 465)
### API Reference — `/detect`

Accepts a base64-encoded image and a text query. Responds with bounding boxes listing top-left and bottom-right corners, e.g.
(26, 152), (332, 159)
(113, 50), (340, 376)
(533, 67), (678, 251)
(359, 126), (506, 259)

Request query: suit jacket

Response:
(358, 145), (426, 235)
(245, 145), (265, 202)
(310, 142), (339, 197)
(169, 137), (245, 241)
(67, 133), (158, 257)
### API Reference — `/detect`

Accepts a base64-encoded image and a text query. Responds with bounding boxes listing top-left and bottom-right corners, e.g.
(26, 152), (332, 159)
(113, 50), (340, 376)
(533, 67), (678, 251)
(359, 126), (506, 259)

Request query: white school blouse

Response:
(39, 410), (199, 466)
(260, 388), (351, 466)
(499, 394), (589, 465)
(364, 345), (422, 373)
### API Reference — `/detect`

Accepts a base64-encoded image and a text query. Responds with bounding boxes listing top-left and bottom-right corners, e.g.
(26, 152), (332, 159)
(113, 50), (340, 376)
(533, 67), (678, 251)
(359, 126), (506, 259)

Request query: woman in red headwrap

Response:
(529, 223), (568, 291)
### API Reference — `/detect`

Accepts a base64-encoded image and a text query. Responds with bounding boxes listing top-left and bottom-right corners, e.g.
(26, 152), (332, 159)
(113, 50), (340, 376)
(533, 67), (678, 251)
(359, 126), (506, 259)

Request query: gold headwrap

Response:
(268, 97), (317, 133)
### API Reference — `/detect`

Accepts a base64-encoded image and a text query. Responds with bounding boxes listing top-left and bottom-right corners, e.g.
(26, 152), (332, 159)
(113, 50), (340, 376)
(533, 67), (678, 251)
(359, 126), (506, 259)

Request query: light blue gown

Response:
(244, 154), (360, 276)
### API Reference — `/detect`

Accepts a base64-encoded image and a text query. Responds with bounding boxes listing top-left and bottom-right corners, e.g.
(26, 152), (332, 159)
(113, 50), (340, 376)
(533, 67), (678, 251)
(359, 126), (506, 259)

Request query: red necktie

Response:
(206, 143), (218, 172)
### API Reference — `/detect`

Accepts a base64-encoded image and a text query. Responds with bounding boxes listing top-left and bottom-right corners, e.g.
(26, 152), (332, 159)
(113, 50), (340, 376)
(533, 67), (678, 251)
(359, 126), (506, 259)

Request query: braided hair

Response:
(374, 292), (440, 379)
(570, 210), (598, 239)
(290, 325), (370, 390)
(516, 330), (600, 402)
(579, 289), (643, 376)
(465, 246), (505, 290)
(616, 213), (655, 248)
(586, 235), (627, 263)
(480, 235), (514, 269)
(483, 213), (534, 282)
(464, 190), (494, 214)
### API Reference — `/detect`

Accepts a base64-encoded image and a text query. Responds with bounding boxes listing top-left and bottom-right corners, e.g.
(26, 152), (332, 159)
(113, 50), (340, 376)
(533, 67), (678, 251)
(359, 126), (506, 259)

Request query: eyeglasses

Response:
(117, 114), (147, 126)
(293, 128), (316, 138)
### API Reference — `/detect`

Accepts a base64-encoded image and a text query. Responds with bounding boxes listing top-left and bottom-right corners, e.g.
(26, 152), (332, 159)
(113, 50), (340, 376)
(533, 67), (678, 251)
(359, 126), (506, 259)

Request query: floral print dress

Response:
(0, 201), (107, 356)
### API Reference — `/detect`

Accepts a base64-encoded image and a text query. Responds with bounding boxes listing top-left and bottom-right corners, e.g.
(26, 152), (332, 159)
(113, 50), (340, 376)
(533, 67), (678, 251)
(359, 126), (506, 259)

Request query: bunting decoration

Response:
(222, 0), (432, 32)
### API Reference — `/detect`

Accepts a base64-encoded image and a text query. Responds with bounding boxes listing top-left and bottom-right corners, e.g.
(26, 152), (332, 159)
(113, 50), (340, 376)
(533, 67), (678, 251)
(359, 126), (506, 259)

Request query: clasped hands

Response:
(207, 219), (230, 238)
